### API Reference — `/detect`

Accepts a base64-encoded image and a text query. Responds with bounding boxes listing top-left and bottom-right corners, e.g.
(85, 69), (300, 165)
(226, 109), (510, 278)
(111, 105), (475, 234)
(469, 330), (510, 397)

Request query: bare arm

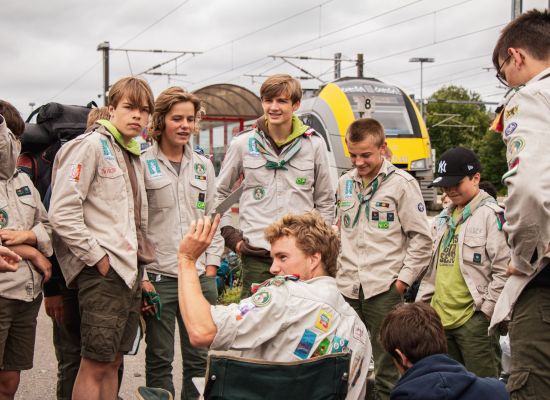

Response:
(178, 215), (221, 348)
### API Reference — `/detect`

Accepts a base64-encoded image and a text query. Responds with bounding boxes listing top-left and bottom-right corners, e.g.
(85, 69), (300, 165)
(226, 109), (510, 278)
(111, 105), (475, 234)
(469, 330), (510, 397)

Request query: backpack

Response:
(17, 101), (97, 199)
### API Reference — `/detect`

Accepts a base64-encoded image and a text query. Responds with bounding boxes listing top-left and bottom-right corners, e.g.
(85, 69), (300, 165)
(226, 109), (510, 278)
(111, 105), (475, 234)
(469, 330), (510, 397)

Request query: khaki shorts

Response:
(77, 266), (142, 363)
(0, 294), (42, 370)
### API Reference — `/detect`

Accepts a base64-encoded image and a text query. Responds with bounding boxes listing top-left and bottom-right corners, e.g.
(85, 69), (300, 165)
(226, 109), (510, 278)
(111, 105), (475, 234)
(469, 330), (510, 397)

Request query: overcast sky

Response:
(1, 0), (547, 119)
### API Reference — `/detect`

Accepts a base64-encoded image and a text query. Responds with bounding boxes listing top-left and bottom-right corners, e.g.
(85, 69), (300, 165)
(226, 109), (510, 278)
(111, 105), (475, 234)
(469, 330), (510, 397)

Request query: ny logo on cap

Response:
(438, 160), (447, 174)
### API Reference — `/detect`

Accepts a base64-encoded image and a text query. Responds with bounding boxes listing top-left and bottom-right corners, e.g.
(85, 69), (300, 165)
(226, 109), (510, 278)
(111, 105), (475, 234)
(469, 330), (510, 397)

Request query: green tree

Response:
(426, 85), (507, 190)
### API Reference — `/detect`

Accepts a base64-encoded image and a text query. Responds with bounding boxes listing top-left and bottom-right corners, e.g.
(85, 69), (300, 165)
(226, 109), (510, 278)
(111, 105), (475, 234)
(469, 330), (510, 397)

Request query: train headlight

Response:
(410, 158), (427, 170)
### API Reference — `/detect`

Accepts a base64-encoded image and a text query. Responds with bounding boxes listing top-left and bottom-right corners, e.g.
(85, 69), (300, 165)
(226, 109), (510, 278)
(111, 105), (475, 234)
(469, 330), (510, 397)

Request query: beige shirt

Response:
(210, 276), (371, 400)
(336, 160), (432, 300)
(491, 67), (550, 329)
(49, 125), (149, 288)
(417, 198), (510, 317)
(141, 142), (223, 277)
(0, 117), (53, 301)
(216, 128), (335, 251)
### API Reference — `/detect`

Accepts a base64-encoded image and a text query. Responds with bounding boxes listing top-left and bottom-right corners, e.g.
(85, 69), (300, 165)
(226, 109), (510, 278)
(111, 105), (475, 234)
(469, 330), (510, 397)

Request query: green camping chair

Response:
(203, 352), (351, 400)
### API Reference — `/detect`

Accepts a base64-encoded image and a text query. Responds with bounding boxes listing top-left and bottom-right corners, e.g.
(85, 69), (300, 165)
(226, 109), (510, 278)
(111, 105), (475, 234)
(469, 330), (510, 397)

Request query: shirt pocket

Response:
(17, 194), (37, 229)
(462, 235), (487, 267)
(242, 157), (270, 188)
(288, 158), (315, 191)
(339, 200), (356, 231)
(97, 165), (125, 201)
(145, 178), (174, 209)
(369, 200), (397, 231)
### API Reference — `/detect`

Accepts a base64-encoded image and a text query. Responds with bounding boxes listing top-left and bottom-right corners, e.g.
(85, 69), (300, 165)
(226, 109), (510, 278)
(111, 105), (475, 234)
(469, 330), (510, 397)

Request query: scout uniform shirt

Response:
(491, 67), (550, 330)
(0, 116), (53, 301)
(141, 142), (223, 277)
(418, 191), (509, 319)
(336, 159), (432, 300)
(49, 124), (149, 288)
(216, 117), (335, 251)
(210, 275), (371, 400)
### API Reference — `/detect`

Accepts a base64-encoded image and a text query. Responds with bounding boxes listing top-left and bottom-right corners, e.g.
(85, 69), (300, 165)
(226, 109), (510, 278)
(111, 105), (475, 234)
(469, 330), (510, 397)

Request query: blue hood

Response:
(391, 354), (508, 400)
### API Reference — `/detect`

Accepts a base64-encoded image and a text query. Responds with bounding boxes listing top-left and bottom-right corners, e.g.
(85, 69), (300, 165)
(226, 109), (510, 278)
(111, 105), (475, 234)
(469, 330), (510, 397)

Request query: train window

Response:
(298, 113), (331, 152)
(371, 108), (415, 137)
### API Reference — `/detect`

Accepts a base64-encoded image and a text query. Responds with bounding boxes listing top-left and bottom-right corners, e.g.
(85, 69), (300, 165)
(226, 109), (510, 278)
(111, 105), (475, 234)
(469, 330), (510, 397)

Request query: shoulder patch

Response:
(484, 202), (505, 231)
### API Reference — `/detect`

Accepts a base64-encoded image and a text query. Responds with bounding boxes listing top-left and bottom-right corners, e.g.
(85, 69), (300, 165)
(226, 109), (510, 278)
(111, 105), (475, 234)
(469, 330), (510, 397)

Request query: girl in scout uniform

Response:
(0, 101), (53, 399)
(417, 147), (509, 378)
(141, 87), (223, 400)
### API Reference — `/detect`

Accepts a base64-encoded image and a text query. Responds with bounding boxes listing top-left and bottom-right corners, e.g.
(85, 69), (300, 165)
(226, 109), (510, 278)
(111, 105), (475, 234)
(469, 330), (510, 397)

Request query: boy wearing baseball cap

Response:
(417, 147), (509, 378)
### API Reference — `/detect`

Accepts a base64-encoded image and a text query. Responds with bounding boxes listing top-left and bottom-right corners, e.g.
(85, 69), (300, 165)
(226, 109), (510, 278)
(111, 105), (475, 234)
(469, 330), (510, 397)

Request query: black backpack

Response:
(18, 101), (96, 199)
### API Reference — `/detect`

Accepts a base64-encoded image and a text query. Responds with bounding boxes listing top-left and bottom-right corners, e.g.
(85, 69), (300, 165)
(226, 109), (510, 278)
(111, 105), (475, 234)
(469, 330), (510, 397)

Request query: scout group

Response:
(0, 10), (549, 400)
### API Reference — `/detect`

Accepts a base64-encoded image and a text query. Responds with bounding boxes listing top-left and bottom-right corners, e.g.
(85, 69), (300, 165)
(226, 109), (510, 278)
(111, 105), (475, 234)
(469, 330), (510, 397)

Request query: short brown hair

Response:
(264, 212), (339, 277)
(492, 9), (550, 69)
(345, 118), (385, 147)
(150, 87), (202, 141)
(379, 303), (447, 364)
(86, 106), (110, 128)
(0, 100), (25, 137)
(260, 74), (302, 104)
(108, 76), (154, 112)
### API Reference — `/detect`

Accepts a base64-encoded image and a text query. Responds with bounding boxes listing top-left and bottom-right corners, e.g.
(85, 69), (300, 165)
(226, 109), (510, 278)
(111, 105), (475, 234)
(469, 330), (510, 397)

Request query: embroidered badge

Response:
(378, 221), (389, 230)
(387, 212), (395, 222)
(248, 137), (260, 156)
(69, 163), (82, 182)
(100, 139), (115, 161)
(26, 282), (33, 297)
(505, 105), (519, 120)
(473, 253), (482, 264)
(16, 186), (31, 197)
(294, 329), (317, 359)
(504, 122), (518, 137)
(330, 336), (349, 353)
(194, 163), (206, 175)
(312, 338), (331, 357)
(417, 202), (425, 212)
(195, 175), (207, 181)
(251, 290), (272, 307)
(236, 301), (256, 320)
(146, 159), (162, 178)
(296, 177), (307, 185)
(344, 179), (353, 199)
(507, 137), (525, 160)
(0, 209), (8, 228)
(339, 201), (352, 208)
(353, 322), (366, 344)
(371, 211), (379, 221)
(196, 193), (205, 210)
(314, 310), (332, 332)
(343, 213), (351, 228)
(252, 186), (265, 201)
(376, 202), (390, 208)
(352, 285), (360, 296)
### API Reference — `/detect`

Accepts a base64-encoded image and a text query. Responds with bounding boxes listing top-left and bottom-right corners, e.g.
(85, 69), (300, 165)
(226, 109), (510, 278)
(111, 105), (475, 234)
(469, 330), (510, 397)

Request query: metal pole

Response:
(97, 41), (110, 106)
(420, 61), (424, 120)
(511, 0), (522, 19)
(357, 53), (364, 78)
(334, 52), (342, 80)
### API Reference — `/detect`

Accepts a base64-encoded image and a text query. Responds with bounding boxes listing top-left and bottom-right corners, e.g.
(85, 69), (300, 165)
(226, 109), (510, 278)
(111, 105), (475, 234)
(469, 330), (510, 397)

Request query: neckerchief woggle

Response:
(440, 190), (495, 250)
(352, 164), (396, 227)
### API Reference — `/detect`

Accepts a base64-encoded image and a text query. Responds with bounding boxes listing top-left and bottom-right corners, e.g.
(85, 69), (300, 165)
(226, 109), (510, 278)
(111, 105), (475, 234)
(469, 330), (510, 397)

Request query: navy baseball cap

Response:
(429, 147), (481, 188)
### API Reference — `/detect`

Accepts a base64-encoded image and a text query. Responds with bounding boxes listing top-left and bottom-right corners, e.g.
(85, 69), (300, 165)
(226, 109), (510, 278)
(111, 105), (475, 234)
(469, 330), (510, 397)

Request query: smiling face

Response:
(160, 101), (196, 151)
(108, 95), (150, 139)
(347, 135), (387, 182)
(442, 173), (480, 208)
(261, 92), (300, 130)
(269, 235), (321, 281)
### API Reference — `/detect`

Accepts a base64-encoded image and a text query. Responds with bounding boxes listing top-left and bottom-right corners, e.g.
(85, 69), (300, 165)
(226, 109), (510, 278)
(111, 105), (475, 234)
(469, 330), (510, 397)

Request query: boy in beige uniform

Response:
(178, 212), (371, 400)
(49, 77), (155, 400)
(216, 74), (334, 298)
(489, 9), (550, 398)
(0, 100), (53, 399)
(336, 119), (431, 400)
(417, 147), (509, 378)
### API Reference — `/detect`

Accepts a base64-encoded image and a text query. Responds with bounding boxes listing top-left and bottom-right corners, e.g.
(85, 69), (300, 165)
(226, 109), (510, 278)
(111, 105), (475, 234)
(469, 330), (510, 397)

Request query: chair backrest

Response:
(204, 352), (351, 400)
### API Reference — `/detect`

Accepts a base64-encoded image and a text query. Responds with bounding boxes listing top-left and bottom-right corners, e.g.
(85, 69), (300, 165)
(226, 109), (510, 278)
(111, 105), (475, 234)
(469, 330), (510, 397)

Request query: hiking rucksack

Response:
(18, 101), (96, 199)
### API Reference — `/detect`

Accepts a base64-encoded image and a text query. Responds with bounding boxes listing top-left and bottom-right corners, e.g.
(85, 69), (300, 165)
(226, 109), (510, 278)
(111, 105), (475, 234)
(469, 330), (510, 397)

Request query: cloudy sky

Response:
(1, 0), (547, 119)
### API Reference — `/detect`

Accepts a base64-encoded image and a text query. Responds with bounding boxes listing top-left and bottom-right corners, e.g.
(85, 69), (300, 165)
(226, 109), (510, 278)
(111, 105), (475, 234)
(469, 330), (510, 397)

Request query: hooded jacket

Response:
(391, 354), (508, 400)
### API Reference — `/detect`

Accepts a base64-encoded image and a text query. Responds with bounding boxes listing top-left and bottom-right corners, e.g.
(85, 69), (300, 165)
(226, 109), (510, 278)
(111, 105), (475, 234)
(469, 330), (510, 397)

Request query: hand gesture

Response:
(178, 215), (220, 263)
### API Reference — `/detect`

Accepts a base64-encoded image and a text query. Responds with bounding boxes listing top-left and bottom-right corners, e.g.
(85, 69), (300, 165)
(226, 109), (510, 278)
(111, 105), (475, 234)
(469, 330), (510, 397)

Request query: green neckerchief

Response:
(254, 129), (304, 170)
(352, 164), (396, 227)
(97, 119), (141, 156)
(266, 116), (309, 147)
(441, 190), (495, 249)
